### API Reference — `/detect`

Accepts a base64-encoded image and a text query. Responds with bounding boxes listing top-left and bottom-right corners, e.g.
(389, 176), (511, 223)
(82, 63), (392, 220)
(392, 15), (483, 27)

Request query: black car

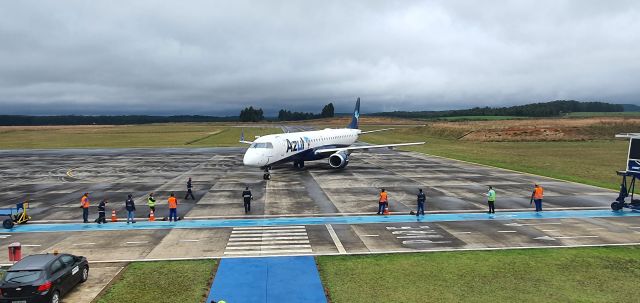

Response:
(0, 253), (89, 303)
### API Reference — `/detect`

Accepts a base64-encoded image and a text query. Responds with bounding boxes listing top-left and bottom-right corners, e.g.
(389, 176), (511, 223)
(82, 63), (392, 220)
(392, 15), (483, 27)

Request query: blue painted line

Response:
(207, 256), (327, 303)
(4, 210), (640, 233)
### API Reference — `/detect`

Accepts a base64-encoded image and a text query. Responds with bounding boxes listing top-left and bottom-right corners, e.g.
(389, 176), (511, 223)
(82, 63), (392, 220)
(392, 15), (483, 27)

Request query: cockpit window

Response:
(250, 142), (273, 149)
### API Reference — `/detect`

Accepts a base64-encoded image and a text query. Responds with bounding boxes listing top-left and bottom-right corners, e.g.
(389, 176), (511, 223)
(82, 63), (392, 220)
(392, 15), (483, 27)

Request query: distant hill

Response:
(0, 115), (237, 126)
(371, 100), (624, 119)
(622, 104), (640, 112)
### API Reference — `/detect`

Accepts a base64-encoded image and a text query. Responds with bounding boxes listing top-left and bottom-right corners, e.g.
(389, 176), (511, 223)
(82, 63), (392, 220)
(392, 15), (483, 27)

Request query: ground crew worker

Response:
(185, 177), (195, 200)
(486, 186), (496, 214)
(147, 192), (156, 217)
(377, 188), (388, 215)
(125, 194), (136, 224)
(80, 193), (90, 223)
(416, 189), (426, 216)
(168, 192), (178, 222)
(96, 199), (107, 224)
(242, 186), (253, 213)
(531, 184), (544, 212)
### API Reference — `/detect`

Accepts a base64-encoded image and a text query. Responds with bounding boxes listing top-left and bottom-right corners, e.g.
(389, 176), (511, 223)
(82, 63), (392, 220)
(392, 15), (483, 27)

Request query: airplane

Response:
(242, 98), (425, 180)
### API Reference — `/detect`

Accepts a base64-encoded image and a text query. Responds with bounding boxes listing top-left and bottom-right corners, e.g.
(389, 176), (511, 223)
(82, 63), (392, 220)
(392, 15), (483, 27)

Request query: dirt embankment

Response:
(427, 117), (640, 141)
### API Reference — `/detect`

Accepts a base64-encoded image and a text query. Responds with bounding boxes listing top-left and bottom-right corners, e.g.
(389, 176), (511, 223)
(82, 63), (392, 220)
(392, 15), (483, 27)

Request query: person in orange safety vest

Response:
(530, 184), (544, 212)
(80, 193), (90, 223)
(377, 189), (388, 215)
(168, 192), (178, 222)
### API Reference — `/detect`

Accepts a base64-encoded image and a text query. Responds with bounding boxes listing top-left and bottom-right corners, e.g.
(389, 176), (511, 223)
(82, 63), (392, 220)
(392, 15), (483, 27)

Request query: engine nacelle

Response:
(328, 151), (349, 169)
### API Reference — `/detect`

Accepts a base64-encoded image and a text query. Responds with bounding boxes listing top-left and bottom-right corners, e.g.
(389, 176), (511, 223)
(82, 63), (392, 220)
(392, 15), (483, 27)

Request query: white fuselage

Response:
(243, 128), (361, 167)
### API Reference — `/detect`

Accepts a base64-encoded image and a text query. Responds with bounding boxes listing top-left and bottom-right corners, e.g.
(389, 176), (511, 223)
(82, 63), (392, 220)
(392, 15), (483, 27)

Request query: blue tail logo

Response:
(348, 97), (360, 129)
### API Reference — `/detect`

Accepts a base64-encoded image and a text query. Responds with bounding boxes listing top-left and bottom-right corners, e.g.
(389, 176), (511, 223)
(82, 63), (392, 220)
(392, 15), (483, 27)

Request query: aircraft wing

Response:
(314, 142), (425, 154)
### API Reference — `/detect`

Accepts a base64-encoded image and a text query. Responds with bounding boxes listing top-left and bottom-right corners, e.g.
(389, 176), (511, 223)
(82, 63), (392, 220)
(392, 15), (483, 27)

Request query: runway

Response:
(0, 146), (637, 264)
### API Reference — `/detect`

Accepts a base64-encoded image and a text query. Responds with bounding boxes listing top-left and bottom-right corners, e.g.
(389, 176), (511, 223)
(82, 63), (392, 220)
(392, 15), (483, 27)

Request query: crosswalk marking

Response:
(224, 225), (312, 256)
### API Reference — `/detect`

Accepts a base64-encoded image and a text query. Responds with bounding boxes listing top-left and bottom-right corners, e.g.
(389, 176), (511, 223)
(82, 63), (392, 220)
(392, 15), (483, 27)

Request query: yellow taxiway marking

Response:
(66, 169), (75, 178)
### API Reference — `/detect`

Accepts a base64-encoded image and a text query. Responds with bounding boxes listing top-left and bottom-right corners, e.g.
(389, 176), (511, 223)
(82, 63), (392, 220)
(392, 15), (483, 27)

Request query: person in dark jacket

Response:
(125, 194), (136, 224)
(185, 177), (195, 200)
(96, 199), (108, 224)
(416, 188), (426, 216)
(242, 187), (253, 213)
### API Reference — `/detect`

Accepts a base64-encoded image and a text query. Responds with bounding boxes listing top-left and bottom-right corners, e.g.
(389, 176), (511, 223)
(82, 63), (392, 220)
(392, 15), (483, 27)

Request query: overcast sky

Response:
(0, 1), (639, 115)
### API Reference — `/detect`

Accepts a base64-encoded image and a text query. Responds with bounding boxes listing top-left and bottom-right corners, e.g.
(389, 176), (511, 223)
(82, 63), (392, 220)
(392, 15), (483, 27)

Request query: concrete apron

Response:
(207, 256), (326, 303)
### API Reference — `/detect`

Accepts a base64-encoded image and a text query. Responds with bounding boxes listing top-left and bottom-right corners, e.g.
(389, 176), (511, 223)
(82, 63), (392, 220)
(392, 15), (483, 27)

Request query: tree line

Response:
(371, 100), (624, 119)
(277, 103), (334, 121)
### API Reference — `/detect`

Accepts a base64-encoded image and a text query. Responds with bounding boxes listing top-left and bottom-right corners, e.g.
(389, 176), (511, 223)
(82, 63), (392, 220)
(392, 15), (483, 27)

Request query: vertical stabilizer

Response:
(347, 97), (360, 129)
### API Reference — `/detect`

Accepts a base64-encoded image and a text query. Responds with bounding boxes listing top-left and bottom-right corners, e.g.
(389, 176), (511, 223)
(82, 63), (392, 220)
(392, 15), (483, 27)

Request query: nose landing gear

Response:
(262, 166), (271, 180)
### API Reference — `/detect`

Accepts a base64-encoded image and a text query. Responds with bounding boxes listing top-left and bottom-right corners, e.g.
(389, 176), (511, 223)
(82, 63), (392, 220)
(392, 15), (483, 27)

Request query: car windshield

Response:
(3, 270), (42, 283)
(250, 142), (273, 149)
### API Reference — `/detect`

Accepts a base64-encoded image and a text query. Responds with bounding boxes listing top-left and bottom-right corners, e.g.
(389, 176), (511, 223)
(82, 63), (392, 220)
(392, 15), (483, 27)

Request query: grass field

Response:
(0, 124), (279, 149)
(318, 246), (640, 303)
(568, 112), (640, 117)
(361, 126), (628, 189)
(426, 115), (527, 121)
(97, 260), (215, 303)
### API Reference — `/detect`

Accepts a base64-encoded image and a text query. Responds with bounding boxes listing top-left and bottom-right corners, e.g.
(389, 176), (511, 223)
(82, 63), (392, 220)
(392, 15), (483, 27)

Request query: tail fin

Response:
(347, 97), (360, 129)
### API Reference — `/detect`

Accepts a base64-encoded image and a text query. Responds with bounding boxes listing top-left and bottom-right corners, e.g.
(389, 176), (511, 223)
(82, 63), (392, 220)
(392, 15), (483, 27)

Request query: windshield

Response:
(3, 270), (42, 283)
(250, 142), (273, 149)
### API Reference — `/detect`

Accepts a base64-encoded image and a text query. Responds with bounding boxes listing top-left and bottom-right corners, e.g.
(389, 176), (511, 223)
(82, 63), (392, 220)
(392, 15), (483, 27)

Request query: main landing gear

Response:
(263, 166), (271, 180)
(293, 160), (305, 169)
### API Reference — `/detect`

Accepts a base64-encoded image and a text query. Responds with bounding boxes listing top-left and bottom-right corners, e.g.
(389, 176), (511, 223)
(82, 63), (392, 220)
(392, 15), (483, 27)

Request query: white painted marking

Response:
(72, 243), (96, 246)
(326, 224), (346, 254)
(227, 240), (310, 246)
(534, 235), (599, 241)
(586, 227), (606, 231)
(233, 226), (305, 230)
(226, 244), (312, 250)
(125, 241), (148, 244)
(386, 226), (430, 230)
(541, 230), (558, 232)
(230, 233), (307, 237)
(452, 232), (472, 234)
(504, 222), (562, 227)
(224, 249), (313, 255)
(360, 234), (380, 237)
(21, 244), (41, 247)
(179, 239), (200, 242)
(498, 231), (517, 233)
(228, 236), (309, 241)
(397, 235), (444, 239)
(402, 240), (451, 245)
(391, 230), (437, 235)
(231, 229), (306, 234)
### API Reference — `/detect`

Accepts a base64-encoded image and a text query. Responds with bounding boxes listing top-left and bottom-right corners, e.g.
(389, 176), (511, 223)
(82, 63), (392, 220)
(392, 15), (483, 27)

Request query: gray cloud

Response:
(0, 0), (639, 115)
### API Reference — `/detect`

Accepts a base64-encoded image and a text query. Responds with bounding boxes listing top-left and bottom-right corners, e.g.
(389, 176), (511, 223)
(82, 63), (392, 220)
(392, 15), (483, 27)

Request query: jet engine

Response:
(328, 151), (349, 169)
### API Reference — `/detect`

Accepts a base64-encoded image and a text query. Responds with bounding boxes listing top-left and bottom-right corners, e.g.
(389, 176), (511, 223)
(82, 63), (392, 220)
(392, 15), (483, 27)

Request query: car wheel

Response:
(81, 266), (89, 283)
(51, 290), (60, 303)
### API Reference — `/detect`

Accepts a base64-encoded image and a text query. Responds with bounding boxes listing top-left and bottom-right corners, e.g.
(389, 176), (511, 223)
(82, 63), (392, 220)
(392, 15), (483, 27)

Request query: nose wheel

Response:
(263, 166), (271, 180)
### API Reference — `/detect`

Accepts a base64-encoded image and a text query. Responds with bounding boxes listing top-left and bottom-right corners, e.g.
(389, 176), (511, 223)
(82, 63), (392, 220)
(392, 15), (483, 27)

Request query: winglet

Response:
(348, 97), (360, 129)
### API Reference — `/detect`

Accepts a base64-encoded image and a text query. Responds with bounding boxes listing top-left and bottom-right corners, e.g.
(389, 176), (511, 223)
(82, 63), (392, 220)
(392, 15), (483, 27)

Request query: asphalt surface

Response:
(0, 146), (636, 264)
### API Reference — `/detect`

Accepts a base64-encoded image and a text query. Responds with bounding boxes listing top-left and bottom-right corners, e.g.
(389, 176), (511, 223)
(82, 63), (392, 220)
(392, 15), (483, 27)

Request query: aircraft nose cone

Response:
(243, 150), (260, 167)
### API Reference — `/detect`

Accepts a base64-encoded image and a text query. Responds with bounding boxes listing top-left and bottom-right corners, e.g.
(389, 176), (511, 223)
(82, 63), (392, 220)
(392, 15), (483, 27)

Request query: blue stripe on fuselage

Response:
(268, 144), (350, 167)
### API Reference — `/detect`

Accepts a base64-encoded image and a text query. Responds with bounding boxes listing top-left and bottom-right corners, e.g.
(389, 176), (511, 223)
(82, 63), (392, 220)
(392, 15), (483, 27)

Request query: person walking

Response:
(486, 186), (496, 214)
(125, 194), (136, 224)
(96, 198), (107, 224)
(416, 189), (426, 216)
(377, 189), (388, 215)
(168, 192), (178, 222)
(147, 192), (156, 217)
(531, 184), (544, 212)
(242, 186), (253, 213)
(80, 193), (90, 223)
(185, 177), (195, 200)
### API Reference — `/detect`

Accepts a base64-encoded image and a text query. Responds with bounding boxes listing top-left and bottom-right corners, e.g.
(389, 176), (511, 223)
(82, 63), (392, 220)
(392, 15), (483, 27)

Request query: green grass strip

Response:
(318, 246), (640, 303)
(97, 260), (215, 303)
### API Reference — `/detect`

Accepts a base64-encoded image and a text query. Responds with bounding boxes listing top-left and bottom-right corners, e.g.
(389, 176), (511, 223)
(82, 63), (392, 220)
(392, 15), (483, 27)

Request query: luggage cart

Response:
(612, 133), (640, 211)
(0, 201), (31, 229)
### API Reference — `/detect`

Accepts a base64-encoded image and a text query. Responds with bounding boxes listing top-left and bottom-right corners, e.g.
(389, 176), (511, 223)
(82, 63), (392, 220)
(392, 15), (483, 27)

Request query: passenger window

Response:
(50, 260), (64, 275)
(60, 255), (75, 267)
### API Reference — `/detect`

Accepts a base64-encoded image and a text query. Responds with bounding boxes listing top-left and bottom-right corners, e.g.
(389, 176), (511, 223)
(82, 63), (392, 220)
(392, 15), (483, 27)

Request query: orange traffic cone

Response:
(111, 210), (117, 222)
(383, 204), (390, 215)
(149, 210), (155, 222)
